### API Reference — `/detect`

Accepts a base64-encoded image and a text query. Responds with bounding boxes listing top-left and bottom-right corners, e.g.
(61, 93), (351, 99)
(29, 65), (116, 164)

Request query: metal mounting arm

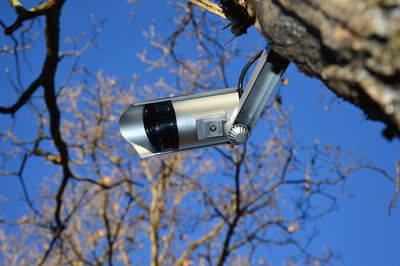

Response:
(225, 46), (290, 144)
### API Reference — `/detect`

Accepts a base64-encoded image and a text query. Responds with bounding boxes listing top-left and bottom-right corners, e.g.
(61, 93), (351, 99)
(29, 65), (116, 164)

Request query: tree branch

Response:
(249, 0), (400, 138)
(188, 0), (226, 19)
(0, 77), (42, 114)
(5, 0), (64, 35)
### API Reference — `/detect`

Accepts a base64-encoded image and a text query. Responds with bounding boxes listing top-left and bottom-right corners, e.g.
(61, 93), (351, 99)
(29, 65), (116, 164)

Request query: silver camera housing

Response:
(119, 88), (239, 158)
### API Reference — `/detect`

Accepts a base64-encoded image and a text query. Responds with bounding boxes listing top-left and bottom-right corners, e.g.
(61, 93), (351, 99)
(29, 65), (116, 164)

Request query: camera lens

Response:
(143, 101), (179, 152)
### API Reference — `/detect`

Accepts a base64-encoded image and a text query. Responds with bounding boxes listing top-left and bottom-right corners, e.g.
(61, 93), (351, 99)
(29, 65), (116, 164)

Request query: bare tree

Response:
(0, 1), (399, 265)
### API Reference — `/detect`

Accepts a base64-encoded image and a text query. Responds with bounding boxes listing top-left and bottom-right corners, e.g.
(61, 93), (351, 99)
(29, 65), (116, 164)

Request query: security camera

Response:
(119, 88), (239, 158)
(120, 46), (289, 158)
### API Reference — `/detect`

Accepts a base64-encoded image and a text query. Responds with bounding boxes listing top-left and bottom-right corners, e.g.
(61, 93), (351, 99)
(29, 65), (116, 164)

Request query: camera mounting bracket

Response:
(225, 45), (289, 145)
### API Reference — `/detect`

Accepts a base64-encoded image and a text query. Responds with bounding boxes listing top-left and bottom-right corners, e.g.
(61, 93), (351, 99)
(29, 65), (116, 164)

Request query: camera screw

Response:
(228, 124), (249, 145)
(209, 124), (217, 132)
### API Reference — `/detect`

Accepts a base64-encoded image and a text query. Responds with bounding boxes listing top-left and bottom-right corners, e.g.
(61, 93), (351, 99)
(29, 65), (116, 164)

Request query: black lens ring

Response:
(143, 101), (179, 152)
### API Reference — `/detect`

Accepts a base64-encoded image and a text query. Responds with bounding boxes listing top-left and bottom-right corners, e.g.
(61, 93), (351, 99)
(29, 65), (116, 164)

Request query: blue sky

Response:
(1, 1), (399, 265)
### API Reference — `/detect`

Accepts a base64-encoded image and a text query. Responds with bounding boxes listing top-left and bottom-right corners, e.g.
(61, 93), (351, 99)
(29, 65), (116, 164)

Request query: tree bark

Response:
(247, 0), (400, 139)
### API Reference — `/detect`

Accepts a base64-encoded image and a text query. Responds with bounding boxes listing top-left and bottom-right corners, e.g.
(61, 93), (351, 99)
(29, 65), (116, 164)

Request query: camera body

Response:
(119, 88), (239, 158)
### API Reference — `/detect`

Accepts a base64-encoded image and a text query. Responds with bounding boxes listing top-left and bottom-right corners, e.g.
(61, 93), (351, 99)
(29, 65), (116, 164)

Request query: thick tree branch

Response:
(5, 0), (63, 35)
(248, 0), (400, 138)
(42, 3), (71, 229)
(31, 1), (71, 264)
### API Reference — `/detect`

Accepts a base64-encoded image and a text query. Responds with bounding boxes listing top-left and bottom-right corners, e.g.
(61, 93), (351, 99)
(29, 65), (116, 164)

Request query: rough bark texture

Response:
(247, 0), (400, 139)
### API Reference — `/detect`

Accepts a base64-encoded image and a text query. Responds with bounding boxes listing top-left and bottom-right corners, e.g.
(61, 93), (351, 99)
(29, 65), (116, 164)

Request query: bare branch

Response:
(174, 221), (225, 266)
(189, 0), (226, 19)
(0, 77), (41, 114)
(5, 0), (66, 35)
